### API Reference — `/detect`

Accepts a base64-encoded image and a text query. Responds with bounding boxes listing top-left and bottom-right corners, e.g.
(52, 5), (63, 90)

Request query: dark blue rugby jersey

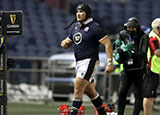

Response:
(67, 18), (107, 61)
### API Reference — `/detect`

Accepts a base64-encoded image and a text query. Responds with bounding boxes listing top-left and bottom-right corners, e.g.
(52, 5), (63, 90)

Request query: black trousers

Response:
(118, 70), (144, 115)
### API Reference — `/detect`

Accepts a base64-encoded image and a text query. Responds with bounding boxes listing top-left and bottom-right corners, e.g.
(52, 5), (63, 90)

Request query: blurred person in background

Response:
(113, 17), (148, 115)
(61, 3), (114, 115)
(143, 18), (160, 115)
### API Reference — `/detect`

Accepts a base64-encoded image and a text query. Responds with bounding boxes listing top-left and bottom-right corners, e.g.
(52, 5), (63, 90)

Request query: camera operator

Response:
(113, 17), (148, 115)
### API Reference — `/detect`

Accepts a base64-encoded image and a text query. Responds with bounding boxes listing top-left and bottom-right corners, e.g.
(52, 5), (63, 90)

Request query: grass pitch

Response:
(8, 101), (160, 115)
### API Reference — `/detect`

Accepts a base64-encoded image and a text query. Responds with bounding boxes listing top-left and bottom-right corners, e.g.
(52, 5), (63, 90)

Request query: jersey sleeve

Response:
(67, 28), (74, 41)
(95, 25), (108, 42)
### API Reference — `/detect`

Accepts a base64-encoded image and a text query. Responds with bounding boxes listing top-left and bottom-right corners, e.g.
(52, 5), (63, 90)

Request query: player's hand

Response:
(105, 64), (114, 75)
(61, 39), (72, 49)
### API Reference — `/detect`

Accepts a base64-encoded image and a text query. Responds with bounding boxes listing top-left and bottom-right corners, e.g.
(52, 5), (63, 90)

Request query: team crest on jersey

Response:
(73, 32), (82, 44)
(84, 27), (89, 32)
(75, 26), (78, 30)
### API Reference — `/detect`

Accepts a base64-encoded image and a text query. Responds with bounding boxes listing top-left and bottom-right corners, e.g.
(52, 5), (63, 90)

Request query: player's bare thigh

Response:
(74, 77), (89, 98)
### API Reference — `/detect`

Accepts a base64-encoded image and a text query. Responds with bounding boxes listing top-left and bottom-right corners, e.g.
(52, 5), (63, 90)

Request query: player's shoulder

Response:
(90, 21), (101, 28)
(89, 21), (105, 33)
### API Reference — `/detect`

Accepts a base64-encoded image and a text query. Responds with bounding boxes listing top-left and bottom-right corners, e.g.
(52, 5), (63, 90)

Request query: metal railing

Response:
(7, 56), (116, 101)
(7, 56), (160, 103)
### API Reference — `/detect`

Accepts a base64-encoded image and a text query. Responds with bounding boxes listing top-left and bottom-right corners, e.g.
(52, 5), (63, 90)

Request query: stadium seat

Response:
(1, 0), (158, 57)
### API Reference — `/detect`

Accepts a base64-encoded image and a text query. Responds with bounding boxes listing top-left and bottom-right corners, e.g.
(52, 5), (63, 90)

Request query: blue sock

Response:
(70, 98), (83, 115)
(91, 94), (106, 115)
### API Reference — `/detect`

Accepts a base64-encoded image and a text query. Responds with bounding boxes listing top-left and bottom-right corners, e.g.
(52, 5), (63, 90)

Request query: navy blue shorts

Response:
(143, 69), (159, 98)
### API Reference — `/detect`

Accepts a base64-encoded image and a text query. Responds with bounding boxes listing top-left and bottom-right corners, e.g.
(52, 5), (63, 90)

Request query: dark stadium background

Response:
(0, 0), (160, 115)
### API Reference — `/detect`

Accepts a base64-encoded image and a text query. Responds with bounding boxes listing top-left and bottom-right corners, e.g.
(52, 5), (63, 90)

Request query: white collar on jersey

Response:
(83, 18), (93, 25)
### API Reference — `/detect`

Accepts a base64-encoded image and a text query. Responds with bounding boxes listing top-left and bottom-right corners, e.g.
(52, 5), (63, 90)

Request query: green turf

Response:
(7, 102), (160, 115)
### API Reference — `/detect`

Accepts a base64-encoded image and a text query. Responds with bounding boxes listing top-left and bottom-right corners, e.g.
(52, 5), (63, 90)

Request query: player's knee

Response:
(74, 87), (81, 95)
(74, 79), (88, 95)
(74, 85), (85, 97)
(85, 89), (97, 98)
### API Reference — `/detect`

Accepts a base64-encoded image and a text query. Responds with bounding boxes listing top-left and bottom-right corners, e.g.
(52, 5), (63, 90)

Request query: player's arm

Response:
(99, 35), (114, 74)
(61, 37), (73, 49)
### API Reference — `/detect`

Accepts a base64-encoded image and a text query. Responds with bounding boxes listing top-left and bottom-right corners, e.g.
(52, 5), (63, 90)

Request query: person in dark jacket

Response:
(113, 17), (148, 115)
